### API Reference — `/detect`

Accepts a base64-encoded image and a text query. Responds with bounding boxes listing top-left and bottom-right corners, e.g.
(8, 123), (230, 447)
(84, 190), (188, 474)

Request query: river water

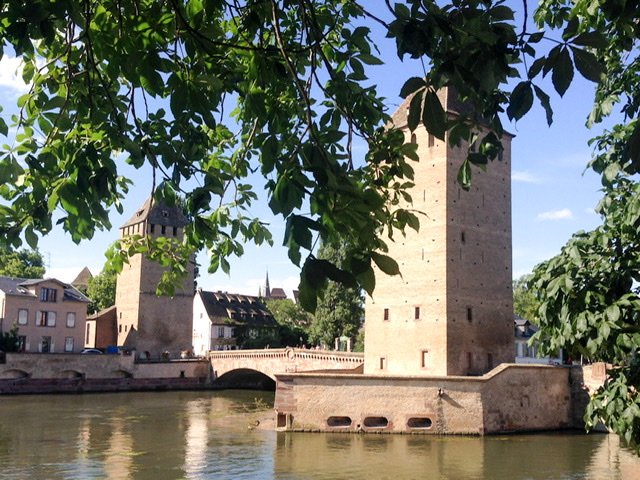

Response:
(0, 390), (639, 479)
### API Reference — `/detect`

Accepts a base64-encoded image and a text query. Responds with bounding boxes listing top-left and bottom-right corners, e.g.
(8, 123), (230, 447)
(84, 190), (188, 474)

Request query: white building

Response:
(514, 315), (563, 365)
(192, 289), (277, 356)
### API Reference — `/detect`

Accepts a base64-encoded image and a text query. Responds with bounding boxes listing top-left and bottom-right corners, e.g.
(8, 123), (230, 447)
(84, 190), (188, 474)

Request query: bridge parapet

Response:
(208, 348), (363, 381)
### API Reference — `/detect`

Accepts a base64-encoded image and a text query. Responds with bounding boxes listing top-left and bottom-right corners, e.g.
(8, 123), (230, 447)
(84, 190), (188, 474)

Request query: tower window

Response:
(414, 306), (420, 320)
(461, 231), (466, 244)
(161, 225), (166, 234)
(421, 350), (429, 368)
(379, 357), (386, 370)
(428, 133), (435, 147)
(383, 308), (389, 321)
(467, 307), (473, 322)
(411, 132), (417, 144)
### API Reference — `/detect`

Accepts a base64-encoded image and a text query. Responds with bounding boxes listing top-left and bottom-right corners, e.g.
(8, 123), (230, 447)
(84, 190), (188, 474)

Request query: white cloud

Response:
(512, 170), (541, 183)
(0, 55), (29, 93)
(536, 208), (574, 221)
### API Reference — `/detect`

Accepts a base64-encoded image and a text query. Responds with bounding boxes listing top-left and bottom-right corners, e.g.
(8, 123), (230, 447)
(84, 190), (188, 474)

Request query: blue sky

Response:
(0, 12), (609, 297)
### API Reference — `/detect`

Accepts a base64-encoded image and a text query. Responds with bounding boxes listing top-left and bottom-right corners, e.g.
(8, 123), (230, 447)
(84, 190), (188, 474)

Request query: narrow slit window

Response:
(414, 306), (420, 320)
(421, 350), (429, 368)
(383, 308), (389, 321)
(467, 307), (473, 322)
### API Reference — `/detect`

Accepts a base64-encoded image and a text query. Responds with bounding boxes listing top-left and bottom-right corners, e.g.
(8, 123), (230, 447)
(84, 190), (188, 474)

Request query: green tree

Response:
(264, 298), (312, 347)
(308, 240), (363, 348)
(513, 275), (541, 323)
(1, 0), (640, 450)
(0, 247), (45, 279)
(0, 324), (20, 352)
(86, 269), (117, 314)
(0, 0), (417, 307)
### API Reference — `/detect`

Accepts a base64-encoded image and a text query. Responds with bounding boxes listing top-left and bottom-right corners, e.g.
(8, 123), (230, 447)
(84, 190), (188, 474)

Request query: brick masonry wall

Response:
(275, 364), (577, 435)
(365, 89), (514, 377)
(0, 353), (211, 394)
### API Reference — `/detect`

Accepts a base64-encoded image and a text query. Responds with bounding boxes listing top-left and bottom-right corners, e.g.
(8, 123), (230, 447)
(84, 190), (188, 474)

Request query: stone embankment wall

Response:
(275, 364), (591, 435)
(0, 353), (211, 394)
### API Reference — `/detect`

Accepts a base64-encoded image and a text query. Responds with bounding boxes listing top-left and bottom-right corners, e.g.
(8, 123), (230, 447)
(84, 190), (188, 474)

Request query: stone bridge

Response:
(208, 348), (363, 388)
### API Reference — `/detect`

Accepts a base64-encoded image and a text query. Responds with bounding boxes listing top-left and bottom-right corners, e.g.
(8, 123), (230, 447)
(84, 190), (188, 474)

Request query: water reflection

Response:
(0, 391), (638, 479)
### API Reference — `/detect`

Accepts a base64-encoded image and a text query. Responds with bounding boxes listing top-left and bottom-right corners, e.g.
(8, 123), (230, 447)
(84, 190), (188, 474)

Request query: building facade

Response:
(514, 315), (563, 365)
(364, 89), (514, 376)
(115, 198), (195, 358)
(193, 289), (276, 355)
(0, 277), (89, 353)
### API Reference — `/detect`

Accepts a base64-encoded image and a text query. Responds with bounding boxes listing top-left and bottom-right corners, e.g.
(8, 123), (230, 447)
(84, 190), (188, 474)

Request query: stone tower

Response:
(364, 89), (514, 376)
(115, 197), (194, 358)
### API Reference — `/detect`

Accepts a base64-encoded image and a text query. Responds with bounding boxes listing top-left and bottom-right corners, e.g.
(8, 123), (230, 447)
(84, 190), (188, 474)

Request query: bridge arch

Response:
(209, 347), (364, 389)
(214, 368), (276, 390)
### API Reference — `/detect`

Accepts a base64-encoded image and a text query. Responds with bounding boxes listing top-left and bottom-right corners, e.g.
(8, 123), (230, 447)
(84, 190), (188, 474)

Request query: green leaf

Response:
(528, 57), (546, 79)
(572, 32), (607, 49)
(627, 122), (640, 171)
(571, 47), (603, 83)
(533, 85), (553, 126)
(551, 47), (574, 97)
(24, 227), (38, 250)
(457, 159), (472, 190)
(187, 0), (204, 18)
(422, 89), (446, 140)
(400, 77), (425, 98)
(407, 91), (422, 132)
(371, 252), (400, 276)
(528, 32), (544, 43)
(507, 81), (534, 121)
(357, 265), (376, 296)
(359, 53), (384, 65)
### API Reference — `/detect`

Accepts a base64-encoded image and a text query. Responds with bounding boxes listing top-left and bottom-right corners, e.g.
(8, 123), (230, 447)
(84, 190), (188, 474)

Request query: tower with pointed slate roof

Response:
(115, 197), (194, 357)
(364, 88), (514, 376)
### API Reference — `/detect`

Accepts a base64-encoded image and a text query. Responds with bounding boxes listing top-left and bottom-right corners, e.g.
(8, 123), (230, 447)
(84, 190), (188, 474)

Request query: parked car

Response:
(80, 348), (103, 355)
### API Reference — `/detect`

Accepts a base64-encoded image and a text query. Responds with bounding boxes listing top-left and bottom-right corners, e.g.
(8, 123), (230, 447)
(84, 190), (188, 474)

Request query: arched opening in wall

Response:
(214, 368), (276, 391)
(363, 416), (389, 428)
(407, 417), (432, 429)
(59, 369), (85, 379)
(327, 416), (352, 428)
(1, 369), (30, 379)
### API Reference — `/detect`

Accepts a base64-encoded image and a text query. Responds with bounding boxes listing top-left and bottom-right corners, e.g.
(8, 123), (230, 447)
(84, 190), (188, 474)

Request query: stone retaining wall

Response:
(275, 364), (580, 435)
(0, 353), (212, 394)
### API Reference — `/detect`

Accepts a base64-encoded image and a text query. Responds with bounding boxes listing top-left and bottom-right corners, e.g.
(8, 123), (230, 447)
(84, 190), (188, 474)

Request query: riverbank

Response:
(0, 352), (212, 394)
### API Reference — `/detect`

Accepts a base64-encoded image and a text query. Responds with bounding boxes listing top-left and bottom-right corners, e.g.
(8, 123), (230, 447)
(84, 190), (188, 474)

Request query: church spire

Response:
(265, 270), (271, 298)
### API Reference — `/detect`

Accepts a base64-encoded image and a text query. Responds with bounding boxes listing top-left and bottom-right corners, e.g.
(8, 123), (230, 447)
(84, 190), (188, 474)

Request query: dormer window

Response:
(161, 209), (169, 217)
(40, 287), (57, 302)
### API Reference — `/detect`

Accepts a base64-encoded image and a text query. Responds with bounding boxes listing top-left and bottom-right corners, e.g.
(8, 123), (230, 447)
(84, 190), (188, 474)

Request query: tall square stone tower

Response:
(364, 89), (514, 376)
(115, 197), (194, 358)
